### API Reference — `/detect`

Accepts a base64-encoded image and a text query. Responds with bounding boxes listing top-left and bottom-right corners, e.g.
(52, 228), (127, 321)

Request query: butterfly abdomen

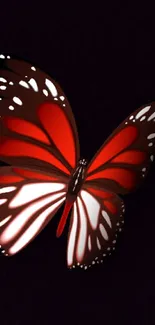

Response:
(56, 197), (75, 237)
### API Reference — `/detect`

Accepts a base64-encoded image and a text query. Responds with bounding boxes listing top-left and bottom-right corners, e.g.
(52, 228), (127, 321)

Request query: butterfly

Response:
(0, 54), (154, 270)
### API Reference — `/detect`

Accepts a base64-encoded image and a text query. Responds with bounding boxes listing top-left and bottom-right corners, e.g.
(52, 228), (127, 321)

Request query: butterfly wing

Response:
(67, 102), (155, 269)
(85, 103), (155, 194)
(0, 55), (80, 175)
(67, 185), (124, 269)
(0, 166), (68, 255)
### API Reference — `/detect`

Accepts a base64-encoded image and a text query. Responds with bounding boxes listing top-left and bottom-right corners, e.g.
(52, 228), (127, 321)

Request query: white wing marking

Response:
(67, 203), (78, 266)
(1, 191), (66, 244)
(76, 197), (87, 262)
(148, 112), (155, 121)
(81, 190), (100, 229)
(9, 197), (65, 255)
(13, 96), (23, 106)
(99, 223), (109, 240)
(9, 183), (65, 208)
(0, 215), (12, 227)
(45, 78), (58, 97)
(96, 237), (101, 250)
(0, 186), (16, 194)
(19, 80), (30, 89)
(28, 78), (38, 92)
(88, 235), (91, 251)
(135, 106), (151, 119)
(0, 77), (7, 83)
(102, 210), (112, 228)
(0, 199), (7, 205)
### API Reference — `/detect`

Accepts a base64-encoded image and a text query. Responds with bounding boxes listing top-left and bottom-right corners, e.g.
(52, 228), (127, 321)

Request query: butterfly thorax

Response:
(67, 158), (87, 197)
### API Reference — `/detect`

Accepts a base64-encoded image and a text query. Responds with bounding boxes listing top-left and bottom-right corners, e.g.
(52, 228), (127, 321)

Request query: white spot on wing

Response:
(81, 190), (100, 230)
(150, 155), (154, 161)
(102, 210), (112, 228)
(67, 203), (78, 266)
(99, 223), (108, 240)
(0, 85), (6, 90)
(147, 133), (155, 139)
(148, 112), (155, 121)
(9, 105), (14, 110)
(0, 55), (5, 59)
(45, 78), (58, 97)
(13, 97), (22, 106)
(136, 106), (151, 119)
(0, 78), (7, 83)
(9, 81), (13, 85)
(19, 80), (30, 89)
(28, 78), (38, 92)
(31, 66), (36, 71)
(140, 116), (146, 121)
(60, 96), (65, 101)
(43, 89), (48, 97)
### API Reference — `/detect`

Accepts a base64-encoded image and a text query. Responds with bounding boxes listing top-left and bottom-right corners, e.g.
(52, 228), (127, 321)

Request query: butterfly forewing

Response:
(85, 103), (155, 194)
(0, 56), (80, 175)
(0, 166), (67, 256)
(67, 185), (124, 269)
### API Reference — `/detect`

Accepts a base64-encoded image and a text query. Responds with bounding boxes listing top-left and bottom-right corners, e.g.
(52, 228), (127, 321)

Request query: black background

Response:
(0, 2), (154, 325)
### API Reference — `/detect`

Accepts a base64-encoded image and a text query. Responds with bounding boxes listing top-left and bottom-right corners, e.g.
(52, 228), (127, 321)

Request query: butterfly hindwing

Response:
(67, 185), (124, 269)
(0, 166), (67, 256)
(85, 103), (155, 194)
(0, 56), (80, 175)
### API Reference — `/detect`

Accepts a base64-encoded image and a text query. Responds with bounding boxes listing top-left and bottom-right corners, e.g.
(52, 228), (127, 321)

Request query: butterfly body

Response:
(67, 158), (87, 196)
(56, 159), (87, 237)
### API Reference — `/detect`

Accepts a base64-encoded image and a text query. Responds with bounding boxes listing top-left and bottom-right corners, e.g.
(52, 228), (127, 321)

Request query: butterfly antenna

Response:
(56, 197), (75, 238)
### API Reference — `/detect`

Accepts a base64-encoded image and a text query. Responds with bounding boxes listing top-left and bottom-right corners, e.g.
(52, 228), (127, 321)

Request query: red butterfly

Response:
(0, 55), (154, 269)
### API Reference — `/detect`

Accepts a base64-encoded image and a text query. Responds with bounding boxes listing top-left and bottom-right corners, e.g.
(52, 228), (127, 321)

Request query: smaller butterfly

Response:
(0, 54), (154, 270)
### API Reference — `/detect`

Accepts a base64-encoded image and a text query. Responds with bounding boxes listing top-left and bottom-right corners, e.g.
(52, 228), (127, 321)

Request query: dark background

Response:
(0, 2), (154, 325)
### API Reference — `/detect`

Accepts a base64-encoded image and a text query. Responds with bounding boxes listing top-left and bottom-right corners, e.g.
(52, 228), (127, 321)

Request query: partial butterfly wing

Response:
(67, 103), (155, 268)
(67, 185), (124, 269)
(85, 103), (155, 194)
(0, 166), (67, 255)
(0, 55), (80, 176)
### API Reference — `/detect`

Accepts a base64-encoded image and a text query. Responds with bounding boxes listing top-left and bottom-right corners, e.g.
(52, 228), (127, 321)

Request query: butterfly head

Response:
(79, 158), (87, 166)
